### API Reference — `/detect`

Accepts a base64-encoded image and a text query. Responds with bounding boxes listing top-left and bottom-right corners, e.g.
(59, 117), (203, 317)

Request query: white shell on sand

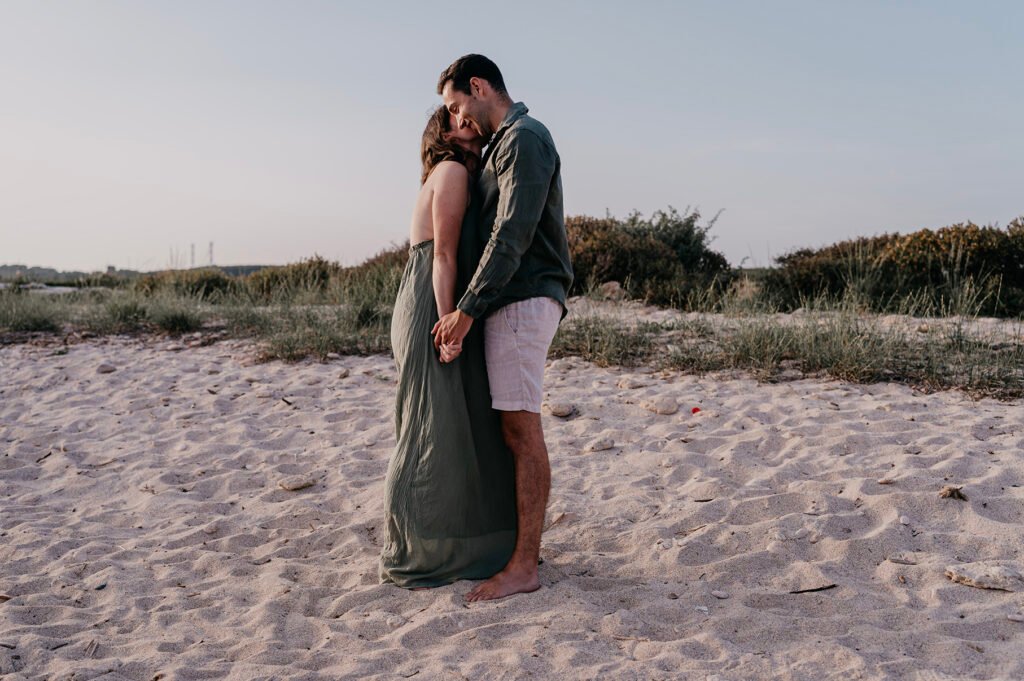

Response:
(887, 552), (919, 565)
(899, 515), (911, 525)
(545, 402), (577, 417)
(642, 396), (679, 415)
(584, 437), (615, 452)
(96, 363), (117, 374)
(945, 562), (1024, 592)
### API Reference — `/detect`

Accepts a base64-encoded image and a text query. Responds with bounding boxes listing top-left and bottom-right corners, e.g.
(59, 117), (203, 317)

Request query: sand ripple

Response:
(2, 338), (1023, 680)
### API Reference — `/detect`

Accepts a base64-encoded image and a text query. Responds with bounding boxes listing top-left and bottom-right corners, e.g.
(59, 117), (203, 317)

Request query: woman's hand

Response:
(439, 341), (463, 363)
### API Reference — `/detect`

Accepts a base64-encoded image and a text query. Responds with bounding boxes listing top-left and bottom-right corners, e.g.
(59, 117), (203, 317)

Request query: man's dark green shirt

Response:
(457, 102), (574, 319)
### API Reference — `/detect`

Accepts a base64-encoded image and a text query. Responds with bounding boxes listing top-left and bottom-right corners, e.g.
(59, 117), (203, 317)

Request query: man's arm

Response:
(458, 129), (556, 318)
(433, 129), (556, 355)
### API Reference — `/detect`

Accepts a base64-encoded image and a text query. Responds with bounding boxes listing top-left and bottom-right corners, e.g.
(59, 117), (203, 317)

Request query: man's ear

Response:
(469, 76), (486, 98)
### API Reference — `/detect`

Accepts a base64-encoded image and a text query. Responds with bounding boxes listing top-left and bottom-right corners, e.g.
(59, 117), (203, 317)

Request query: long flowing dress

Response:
(379, 204), (517, 588)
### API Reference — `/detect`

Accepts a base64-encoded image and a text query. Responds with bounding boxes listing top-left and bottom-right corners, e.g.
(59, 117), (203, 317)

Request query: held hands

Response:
(438, 341), (462, 363)
(431, 310), (474, 364)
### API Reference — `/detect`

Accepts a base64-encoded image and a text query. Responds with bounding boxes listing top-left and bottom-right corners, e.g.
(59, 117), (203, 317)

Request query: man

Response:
(432, 54), (573, 602)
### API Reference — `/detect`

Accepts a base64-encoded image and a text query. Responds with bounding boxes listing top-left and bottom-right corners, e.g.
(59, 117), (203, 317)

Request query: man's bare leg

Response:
(466, 410), (550, 602)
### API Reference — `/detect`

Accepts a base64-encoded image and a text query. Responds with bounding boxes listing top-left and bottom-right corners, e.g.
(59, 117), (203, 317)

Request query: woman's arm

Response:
(430, 161), (470, 324)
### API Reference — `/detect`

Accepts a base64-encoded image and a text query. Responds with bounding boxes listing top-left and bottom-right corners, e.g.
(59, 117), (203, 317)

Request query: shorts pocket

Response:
(503, 304), (519, 334)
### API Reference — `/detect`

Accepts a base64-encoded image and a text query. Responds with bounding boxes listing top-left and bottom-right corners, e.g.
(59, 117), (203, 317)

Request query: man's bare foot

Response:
(465, 567), (540, 602)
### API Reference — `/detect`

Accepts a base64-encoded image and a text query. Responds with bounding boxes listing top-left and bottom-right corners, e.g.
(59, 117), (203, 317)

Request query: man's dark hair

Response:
(436, 54), (507, 96)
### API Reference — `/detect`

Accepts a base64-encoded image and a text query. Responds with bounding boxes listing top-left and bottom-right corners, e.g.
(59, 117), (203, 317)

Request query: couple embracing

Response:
(379, 54), (573, 602)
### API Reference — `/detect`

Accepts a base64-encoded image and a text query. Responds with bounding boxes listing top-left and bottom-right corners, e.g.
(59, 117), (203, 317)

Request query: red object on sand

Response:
(691, 407), (701, 414)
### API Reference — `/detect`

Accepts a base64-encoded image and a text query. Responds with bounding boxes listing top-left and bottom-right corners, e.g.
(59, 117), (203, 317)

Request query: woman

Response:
(379, 106), (517, 588)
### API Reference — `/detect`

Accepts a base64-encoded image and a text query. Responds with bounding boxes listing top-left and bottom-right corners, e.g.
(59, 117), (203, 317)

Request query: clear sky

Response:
(2, 1), (1021, 272)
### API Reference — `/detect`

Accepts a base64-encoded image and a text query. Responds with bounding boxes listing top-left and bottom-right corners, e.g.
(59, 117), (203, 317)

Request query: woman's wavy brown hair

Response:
(420, 105), (479, 185)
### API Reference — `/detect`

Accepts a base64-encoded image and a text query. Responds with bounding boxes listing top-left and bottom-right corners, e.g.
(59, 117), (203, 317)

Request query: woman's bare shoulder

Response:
(429, 160), (469, 186)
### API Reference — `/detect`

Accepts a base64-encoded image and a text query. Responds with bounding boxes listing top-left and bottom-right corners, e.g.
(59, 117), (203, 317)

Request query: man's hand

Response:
(432, 310), (473, 363)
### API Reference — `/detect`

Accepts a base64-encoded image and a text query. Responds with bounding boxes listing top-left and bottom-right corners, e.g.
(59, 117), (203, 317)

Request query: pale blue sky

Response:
(1, 1), (1021, 272)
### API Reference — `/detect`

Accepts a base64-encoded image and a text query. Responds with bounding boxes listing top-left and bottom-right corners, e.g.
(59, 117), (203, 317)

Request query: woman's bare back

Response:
(409, 160), (469, 246)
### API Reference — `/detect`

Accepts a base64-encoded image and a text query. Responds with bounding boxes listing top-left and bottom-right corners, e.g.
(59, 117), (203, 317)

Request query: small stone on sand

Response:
(545, 402), (577, 417)
(711, 590), (729, 599)
(617, 376), (647, 390)
(96, 364), (117, 374)
(642, 397), (679, 415)
(939, 485), (968, 501)
(279, 475), (318, 492)
(584, 437), (615, 452)
(944, 561), (1024, 592)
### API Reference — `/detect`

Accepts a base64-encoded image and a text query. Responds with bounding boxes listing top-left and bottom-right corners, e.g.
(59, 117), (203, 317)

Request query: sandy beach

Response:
(2, 319), (1023, 680)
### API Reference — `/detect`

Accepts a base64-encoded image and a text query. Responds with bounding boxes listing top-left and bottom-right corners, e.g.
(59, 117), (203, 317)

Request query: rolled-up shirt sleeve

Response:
(457, 129), (555, 318)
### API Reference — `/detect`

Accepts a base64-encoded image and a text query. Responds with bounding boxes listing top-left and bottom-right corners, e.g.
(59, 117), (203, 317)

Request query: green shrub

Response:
(762, 218), (1024, 316)
(134, 268), (238, 301)
(567, 206), (733, 307)
(244, 255), (343, 301)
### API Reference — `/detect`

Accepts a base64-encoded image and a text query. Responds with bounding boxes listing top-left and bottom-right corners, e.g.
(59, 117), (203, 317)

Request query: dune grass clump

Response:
(257, 305), (392, 361)
(145, 295), (205, 334)
(333, 244), (406, 327)
(0, 290), (65, 333)
(549, 315), (657, 367)
(82, 294), (149, 334)
(657, 288), (1024, 398)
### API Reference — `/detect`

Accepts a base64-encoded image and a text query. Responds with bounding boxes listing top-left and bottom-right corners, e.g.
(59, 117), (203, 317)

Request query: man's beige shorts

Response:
(483, 296), (562, 413)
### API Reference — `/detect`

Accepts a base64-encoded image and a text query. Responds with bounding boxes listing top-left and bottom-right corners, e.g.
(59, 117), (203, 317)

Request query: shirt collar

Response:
(483, 101), (528, 162)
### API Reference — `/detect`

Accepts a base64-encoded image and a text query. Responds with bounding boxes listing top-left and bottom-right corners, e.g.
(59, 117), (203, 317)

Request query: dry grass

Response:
(3, 252), (1021, 398)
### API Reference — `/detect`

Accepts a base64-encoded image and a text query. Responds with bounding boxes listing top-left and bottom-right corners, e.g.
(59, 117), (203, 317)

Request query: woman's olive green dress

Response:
(379, 207), (517, 588)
